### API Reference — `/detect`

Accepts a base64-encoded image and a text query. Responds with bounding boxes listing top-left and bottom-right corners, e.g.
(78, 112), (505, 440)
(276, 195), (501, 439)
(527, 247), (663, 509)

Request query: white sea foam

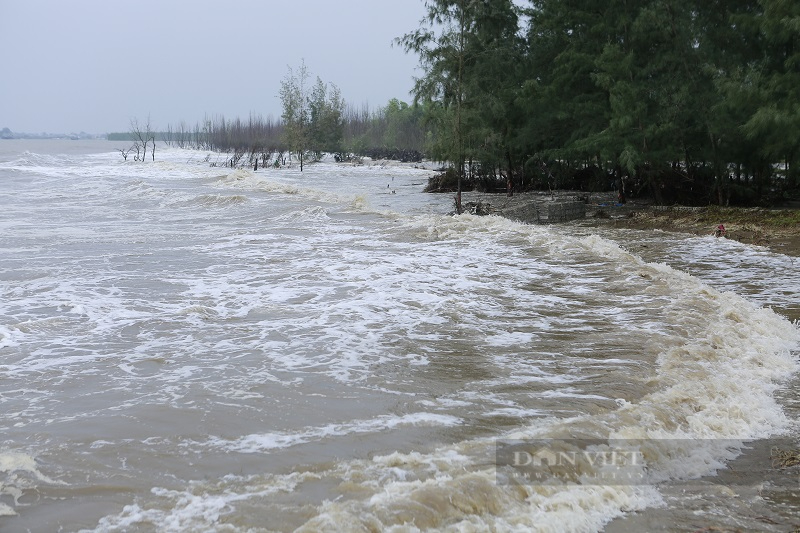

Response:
(0, 451), (62, 517)
(0, 325), (20, 349)
(596, 227), (800, 313)
(208, 412), (463, 454)
(85, 472), (315, 533)
(166, 193), (250, 209)
(212, 168), (357, 207)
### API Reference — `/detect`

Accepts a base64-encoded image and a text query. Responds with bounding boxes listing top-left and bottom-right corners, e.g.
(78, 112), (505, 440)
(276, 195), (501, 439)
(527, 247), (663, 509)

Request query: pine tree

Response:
(279, 61), (310, 171)
(399, 0), (469, 211)
(399, 0), (523, 206)
(308, 77), (345, 159)
(742, 0), (800, 195)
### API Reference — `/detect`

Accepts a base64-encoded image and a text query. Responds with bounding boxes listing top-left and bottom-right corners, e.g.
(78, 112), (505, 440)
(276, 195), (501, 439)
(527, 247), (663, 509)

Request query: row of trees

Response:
(120, 0), (798, 208)
(400, 0), (800, 208)
(150, 100), (428, 170)
(126, 65), (428, 170)
(342, 99), (427, 160)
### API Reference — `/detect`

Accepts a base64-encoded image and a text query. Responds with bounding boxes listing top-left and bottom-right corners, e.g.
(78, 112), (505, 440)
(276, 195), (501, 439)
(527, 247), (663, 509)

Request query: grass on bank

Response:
(689, 207), (800, 228)
(628, 206), (800, 229)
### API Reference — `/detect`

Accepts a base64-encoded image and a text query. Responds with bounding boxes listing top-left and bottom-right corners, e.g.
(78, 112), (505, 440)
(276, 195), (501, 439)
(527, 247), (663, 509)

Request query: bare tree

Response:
(129, 116), (156, 162)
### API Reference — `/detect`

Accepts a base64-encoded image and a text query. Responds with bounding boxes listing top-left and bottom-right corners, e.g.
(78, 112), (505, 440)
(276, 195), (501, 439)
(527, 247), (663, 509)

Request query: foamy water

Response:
(0, 140), (798, 532)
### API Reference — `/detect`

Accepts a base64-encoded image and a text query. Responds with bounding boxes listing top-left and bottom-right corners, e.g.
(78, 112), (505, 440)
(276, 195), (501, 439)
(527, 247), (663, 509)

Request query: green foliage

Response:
(279, 61), (310, 170)
(398, 0), (523, 205)
(278, 61), (346, 170)
(396, 0), (799, 204)
(308, 77), (345, 159)
(339, 99), (427, 159)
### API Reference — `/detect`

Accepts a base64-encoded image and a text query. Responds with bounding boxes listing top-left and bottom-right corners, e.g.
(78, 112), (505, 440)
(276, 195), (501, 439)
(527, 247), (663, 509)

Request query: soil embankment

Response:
(459, 190), (800, 257)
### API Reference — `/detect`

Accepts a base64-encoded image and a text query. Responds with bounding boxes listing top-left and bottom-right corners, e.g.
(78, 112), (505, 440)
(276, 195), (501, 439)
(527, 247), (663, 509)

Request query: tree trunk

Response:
(506, 150), (513, 196)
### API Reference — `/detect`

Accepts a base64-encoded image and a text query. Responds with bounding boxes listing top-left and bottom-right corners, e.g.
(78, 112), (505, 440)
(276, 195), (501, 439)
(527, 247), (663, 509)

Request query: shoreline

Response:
(586, 205), (800, 258)
(590, 200), (800, 531)
(457, 190), (800, 257)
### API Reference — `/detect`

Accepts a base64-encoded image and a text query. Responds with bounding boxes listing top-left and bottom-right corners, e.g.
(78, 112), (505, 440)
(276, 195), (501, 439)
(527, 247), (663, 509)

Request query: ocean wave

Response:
(207, 412), (463, 454)
(0, 150), (66, 169)
(167, 193), (249, 209)
(273, 205), (331, 222)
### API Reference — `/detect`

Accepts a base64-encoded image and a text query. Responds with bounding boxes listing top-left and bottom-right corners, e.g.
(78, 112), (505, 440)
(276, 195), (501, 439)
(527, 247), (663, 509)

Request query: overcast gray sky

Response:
(0, 0), (427, 134)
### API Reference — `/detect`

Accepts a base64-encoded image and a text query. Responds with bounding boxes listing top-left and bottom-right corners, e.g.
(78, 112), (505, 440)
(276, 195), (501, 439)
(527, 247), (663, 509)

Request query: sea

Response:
(1, 139), (798, 532)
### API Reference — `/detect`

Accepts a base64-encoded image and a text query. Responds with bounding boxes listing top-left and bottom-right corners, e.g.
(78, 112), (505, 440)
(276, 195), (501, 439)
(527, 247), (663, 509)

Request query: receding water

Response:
(0, 140), (798, 532)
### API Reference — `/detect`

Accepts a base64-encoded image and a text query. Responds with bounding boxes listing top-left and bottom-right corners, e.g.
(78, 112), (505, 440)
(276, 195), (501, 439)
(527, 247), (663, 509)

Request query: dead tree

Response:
(118, 146), (133, 161)
(129, 116), (156, 162)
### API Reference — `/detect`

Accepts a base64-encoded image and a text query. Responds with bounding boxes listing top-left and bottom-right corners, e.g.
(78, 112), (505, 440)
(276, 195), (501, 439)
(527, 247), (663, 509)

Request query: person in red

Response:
(714, 224), (726, 238)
